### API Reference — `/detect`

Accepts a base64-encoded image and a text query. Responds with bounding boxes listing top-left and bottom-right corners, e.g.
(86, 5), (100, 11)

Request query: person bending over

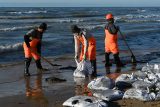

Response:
(23, 23), (47, 76)
(71, 25), (97, 77)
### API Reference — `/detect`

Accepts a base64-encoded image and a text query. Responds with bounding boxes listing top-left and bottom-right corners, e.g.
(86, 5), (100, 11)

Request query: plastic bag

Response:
(73, 59), (93, 78)
(132, 80), (154, 90)
(156, 82), (160, 90)
(63, 95), (108, 107)
(115, 74), (136, 90)
(155, 92), (160, 101)
(88, 76), (114, 91)
(123, 88), (155, 101)
(142, 64), (160, 74)
(133, 71), (147, 80)
(115, 74), (136, 84)
(93, 89), (124, 101)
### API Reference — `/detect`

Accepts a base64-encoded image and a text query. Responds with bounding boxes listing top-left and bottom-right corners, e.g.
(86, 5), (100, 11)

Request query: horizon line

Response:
(0, 6), (160, 8)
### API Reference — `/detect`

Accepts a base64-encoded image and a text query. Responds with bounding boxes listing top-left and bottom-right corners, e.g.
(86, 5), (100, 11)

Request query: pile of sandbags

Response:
(123, 88), (155, 101)
(63, 64), (160, 107)
(132, 80), (154, 90)
(87, 64), (160, 102)
(122, 64), (160, 101)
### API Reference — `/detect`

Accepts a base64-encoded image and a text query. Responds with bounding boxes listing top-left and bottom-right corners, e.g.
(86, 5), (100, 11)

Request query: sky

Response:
(0, 0), (160, 7)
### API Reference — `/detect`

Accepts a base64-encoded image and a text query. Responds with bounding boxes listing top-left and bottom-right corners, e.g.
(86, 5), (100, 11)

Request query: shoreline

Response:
(0, 50), (160, 107)
(0, 53), (74, 68)
(1, 47), (159, 67)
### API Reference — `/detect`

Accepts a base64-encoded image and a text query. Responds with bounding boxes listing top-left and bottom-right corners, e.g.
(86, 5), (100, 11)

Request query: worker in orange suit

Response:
(71, 25), (97, 77)
(105, 13), (124, 67)
(23, 23), (47, 76)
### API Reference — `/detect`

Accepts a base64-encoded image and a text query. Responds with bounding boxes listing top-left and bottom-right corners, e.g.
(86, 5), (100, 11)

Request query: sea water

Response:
(0, 7), (160, 64)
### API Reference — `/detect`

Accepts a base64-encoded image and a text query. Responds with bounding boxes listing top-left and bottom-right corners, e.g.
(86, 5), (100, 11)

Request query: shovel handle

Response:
(29, 48), (55, 67)
(119, 30), (137, 64)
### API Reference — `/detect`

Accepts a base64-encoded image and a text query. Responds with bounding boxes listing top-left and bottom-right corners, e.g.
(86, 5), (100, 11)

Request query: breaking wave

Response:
(117, 14), (160, 19)
(9, 10), (47, 14)
(53, 18), (84, 23)
(0, 16), (52, 19)
(115, 14), (160, 23)
(137, 9), (146, 13)
(117, 19), (160, 23)
(0, 26), (34, 32)
(0, 43), (23, 54)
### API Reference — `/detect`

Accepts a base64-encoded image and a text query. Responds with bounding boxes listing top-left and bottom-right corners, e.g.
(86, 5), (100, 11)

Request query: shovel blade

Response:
(131, 55), (137, 65)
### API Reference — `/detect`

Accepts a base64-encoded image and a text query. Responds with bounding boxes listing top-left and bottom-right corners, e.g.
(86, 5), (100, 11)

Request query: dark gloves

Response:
(24, 35), (31, 48)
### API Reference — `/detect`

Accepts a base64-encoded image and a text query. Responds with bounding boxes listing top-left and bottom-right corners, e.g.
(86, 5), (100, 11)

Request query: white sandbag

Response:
(143, 78), (157, 85)
(155, 92), (160, 101)
(147, 73), (157, 80)
(133, 71), (147, 80)
(115, 74), (136, 84)
(153, 64), (160, 73)
(142, 64), (160, 74)
(73, 60), (93, 78)
(88, 76), (114, 91)
(63, 95), (108, 107)
(154, 64), (160, 70)
(93, 89), (124, 101)
(156, 82), (160, 90)
(141, 64), (154, 73)
(123, 88), (155, 101)
(156, 73), (160, 79)
(155, 82), (160, 101)
(132, 80), (154, 90)
(143, 64), (160, 83)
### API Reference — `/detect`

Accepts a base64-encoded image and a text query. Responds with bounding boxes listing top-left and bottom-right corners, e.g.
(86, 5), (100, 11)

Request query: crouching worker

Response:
(71, 25), (97, 77)
(105, 13), (124, 67)
(23, 23), (47, 76)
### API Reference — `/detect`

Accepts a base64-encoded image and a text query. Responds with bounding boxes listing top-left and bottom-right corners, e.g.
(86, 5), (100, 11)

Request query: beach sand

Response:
(0, 51), (160, 107)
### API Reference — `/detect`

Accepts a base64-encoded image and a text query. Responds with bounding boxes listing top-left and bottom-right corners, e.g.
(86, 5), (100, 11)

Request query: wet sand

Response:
(0, 51), (160, 107)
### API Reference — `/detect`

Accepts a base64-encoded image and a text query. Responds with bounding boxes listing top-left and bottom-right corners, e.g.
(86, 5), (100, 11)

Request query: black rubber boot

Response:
(105, 66), (111, 74)
(113, 53), (124, 67)
(35, 59), (43, 69)
(90, 60), (97, 77)
(105, 52), (112, 67)
(24, 58), (31, 76)
(35, 59), (48, 72)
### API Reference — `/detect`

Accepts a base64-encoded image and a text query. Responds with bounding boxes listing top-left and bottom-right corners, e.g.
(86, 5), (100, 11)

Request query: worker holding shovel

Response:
(104, 13), (124, 67)
(23, 23), (48, 76)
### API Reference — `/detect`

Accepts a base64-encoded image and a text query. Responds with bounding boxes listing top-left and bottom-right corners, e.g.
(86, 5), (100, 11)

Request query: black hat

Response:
(71, 25), (81, 33)
(39, 23), (47, 30)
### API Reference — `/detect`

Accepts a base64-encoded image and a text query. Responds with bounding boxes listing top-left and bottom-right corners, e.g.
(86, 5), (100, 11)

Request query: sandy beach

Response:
(0, 50), (160, 107)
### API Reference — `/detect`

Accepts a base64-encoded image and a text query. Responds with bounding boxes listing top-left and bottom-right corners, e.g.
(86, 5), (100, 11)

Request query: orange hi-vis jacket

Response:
(23, 29), (42, 60)
(23, 38), (41, 60)
(105, 29), (119, 54)
(77, 35), (96, 61)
